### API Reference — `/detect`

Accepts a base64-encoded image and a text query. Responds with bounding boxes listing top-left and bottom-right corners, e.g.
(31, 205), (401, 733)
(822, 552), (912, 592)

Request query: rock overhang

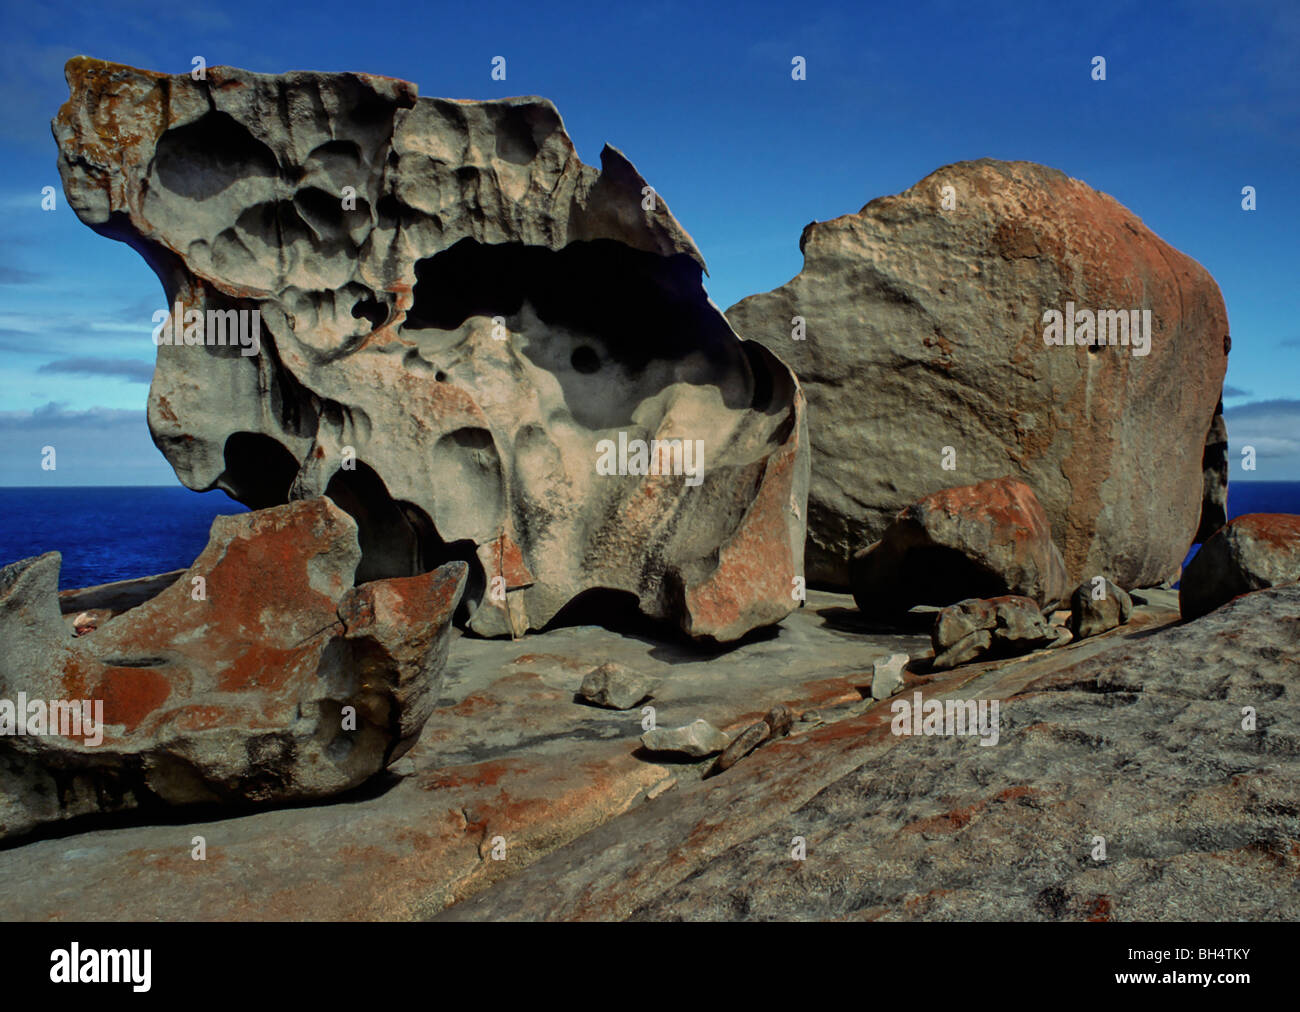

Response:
(54, 56), (809, 643)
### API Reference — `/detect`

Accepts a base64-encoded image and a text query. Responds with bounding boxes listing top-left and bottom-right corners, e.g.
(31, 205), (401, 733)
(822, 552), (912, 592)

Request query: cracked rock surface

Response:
(440, 585), (1300, 921)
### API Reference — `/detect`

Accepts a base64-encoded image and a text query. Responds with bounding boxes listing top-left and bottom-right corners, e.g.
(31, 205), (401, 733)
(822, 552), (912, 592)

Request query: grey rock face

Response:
(54, 57), (808, 643)
(727, 159), (1229, 588)
(1195, 400), (1229, 543)
(1068, 577), (1133, 640)
(870, 653), (909, 700)
(1130, 588), (1179, 610)
(1181, 513), (1300, 620)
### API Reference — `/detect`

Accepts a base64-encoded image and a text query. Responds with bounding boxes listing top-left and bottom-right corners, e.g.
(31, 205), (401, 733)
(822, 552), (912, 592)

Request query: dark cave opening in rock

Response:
(570, 345), (600, 374)
(857, 542), (1012, 618)
(351, 295), (388, 330)
(404, 237), (732, 373)
(324, 462), (425, 584)
(541, 586), (672, 640)
(217, 432), (299, 510)
(322, 461), (484, 622)
(895, 546), (1009, 609)
(214, 434), (487, 622)
(323, 461), (477, 582)
(154, 109), (280, 201)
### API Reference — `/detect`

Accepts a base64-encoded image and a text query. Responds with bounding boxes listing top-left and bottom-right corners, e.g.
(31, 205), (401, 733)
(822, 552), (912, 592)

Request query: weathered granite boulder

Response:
(851, 478), (1069, 618)
(726, 159), (1229, 588)
(0, 498), (466, 841)
(930, 595), (1057, 670)
(1180, 513), (1300, 620)
(54, 57), (808, 643)
(1068, 577), (1133, 640)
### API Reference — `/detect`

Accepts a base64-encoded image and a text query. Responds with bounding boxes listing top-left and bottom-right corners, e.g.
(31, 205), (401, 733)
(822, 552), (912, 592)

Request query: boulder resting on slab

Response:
(851, 477), (1069, 618)
(726, 159), (1229, 589)
(1068, 577), (1133, 640)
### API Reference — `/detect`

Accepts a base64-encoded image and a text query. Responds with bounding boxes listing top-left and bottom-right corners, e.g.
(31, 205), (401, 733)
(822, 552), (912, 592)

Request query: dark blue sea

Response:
(0, 482), (1296, 592)
(0, 486), (248, 590)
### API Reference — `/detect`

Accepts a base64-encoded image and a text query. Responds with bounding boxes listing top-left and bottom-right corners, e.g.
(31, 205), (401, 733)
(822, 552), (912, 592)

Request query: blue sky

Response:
(0, 0), (1296, 485)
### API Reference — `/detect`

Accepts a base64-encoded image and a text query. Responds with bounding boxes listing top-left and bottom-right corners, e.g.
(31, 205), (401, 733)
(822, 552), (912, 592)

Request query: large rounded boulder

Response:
(727, 159), (1229, 588)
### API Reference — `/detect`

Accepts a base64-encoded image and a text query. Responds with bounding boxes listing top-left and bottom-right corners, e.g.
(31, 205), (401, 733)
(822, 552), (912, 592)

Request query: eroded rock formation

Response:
(726, 159), (1229, 588)
(0, 498), (465, 841)
(54, 57), (808, 642)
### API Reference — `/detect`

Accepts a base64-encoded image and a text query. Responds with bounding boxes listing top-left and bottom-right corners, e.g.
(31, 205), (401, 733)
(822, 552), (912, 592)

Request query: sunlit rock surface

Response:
(54, 57), (808, 642)
(727, 159), (1229, 589)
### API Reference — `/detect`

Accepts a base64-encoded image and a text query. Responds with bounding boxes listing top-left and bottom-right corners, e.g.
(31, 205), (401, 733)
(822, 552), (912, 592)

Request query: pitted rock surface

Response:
(54, 57), (808, 642)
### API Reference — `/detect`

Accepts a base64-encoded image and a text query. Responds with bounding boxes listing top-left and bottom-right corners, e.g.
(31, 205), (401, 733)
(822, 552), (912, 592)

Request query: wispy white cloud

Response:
(0, 401), (142, 429)
(1225, 398), (1300, 479)
(0, 265), (42, 284)
(37, 357), (153, 382)
(0, 402), (174, 486)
